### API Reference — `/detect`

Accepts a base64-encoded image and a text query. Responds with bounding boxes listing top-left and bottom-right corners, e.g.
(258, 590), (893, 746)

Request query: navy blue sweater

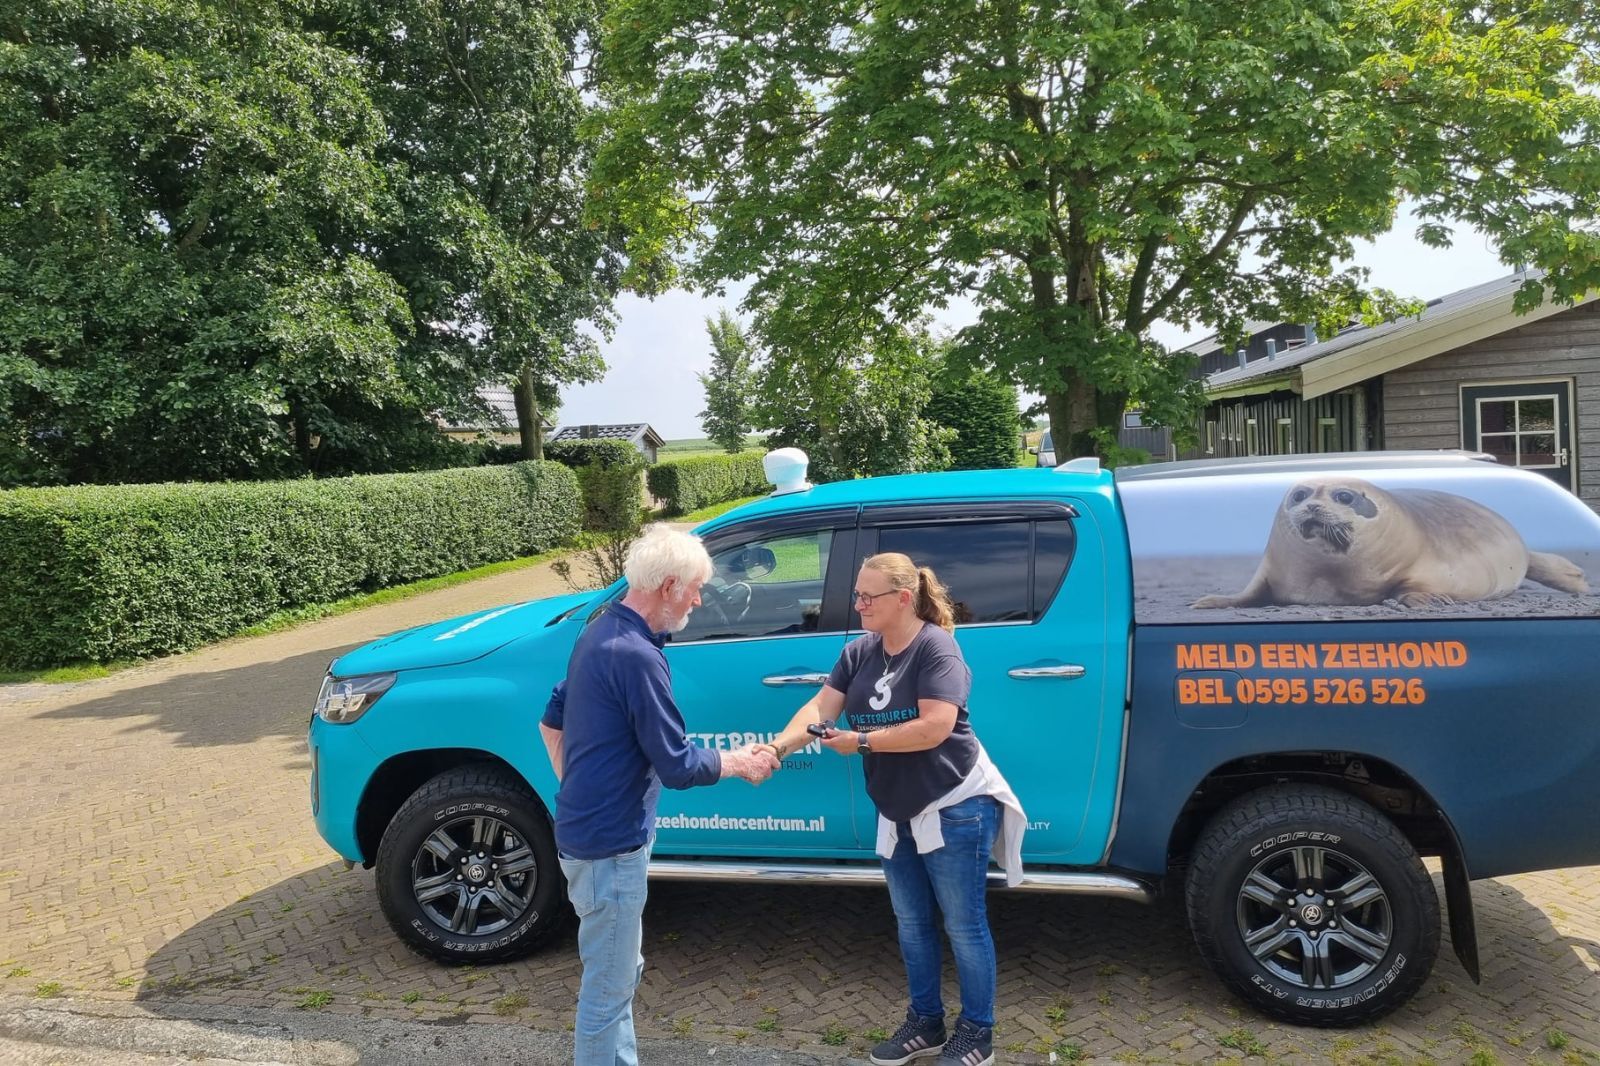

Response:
(542, 602), (722, 859)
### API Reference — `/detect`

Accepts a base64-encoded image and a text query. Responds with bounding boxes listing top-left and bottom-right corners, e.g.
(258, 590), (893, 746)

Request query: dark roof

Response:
(438, 386), (554, 433)
(549, 423), (666, 448)
(1177, 319), (1281, 357)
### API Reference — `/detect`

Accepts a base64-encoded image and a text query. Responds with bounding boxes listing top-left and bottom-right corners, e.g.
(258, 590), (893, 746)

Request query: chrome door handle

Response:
(762, 673), (831, 687)
(1008, 664), (1086, 680)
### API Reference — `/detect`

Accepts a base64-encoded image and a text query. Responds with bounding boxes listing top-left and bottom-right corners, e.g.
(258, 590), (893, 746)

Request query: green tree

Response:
(927, 354), (1022, 471)
(754, 319), (950, 482)
(1, 0), (406, 484)
(0, 0), (621, 484)
(325, 0), (623, 464)
(698, 310), (755, 453)
(590, 0), (1600, 461)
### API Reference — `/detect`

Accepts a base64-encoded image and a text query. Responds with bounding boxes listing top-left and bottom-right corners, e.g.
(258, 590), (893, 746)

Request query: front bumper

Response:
(308, 715), (381, 864)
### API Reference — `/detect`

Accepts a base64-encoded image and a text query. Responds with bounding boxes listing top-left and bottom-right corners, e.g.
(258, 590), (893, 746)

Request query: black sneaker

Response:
(936, 1017), (994, 1066)
(868, 1007), (947, 1065)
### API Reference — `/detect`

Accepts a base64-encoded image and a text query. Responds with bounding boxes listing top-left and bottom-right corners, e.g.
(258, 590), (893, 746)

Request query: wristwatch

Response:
(856, 731), (872, 756)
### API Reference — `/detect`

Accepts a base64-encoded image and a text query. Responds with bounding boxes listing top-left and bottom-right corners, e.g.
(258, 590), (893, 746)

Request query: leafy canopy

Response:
(591, 0), (1600, 459)
(698, 310), (756, 453)
(0, 0), (621, 484)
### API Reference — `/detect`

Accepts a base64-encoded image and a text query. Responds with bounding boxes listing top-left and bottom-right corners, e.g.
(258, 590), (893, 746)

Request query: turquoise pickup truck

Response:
(308, 450), (1600, 1025)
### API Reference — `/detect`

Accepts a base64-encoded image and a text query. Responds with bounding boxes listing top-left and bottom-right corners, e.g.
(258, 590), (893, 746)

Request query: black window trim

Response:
(858, 500), (1077, 527)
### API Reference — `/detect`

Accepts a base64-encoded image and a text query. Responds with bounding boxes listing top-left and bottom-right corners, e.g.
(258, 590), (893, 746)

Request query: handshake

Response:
(721, 743), (783, 785)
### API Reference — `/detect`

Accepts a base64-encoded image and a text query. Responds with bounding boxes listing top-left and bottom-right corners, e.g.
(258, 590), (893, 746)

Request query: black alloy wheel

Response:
(375, 765), (567, 963)
(1187, 783), (1439, 1026)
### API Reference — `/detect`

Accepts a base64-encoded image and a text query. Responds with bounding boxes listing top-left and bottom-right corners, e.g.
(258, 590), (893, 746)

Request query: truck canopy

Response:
(1115, 451), (1600, 624)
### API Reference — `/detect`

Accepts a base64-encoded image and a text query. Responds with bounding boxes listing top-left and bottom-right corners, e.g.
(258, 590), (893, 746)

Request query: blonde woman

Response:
(765, 553), (1025, 1066)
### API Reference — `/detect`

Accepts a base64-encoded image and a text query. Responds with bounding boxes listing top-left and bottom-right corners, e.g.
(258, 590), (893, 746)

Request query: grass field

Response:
(658, 435), (765, 457)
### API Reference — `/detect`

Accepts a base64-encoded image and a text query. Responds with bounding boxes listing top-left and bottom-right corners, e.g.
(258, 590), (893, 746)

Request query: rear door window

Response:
(867, 512), (1076, 625)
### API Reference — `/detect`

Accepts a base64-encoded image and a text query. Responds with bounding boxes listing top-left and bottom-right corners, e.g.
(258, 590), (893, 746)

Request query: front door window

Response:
(1461, 381), (1575, 492)
(657, 522), (863, 853)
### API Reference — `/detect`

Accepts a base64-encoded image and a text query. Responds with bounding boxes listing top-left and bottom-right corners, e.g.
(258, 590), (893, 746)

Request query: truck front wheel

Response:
(375, 765), (567, 963)
(1186, 784), (1439, 1026)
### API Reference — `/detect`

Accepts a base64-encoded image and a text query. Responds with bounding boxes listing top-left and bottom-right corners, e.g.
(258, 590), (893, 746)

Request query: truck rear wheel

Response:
(375, 765), (568, 963)
(1186, 784), (1439, 1026)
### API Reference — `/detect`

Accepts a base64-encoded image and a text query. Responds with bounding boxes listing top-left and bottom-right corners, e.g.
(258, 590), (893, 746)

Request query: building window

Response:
(1205, 421), (1217, 455)
(1245, 418), (1259, 456)
(1318, 417), (1338, 453)
(1276, 418), (1293, 454)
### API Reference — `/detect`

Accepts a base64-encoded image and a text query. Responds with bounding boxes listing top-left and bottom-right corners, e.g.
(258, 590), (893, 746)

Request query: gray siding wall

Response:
(1383, 301), (1600, 510)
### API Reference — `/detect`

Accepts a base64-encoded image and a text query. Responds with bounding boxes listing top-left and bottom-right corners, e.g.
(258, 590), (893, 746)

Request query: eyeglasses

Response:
(853, 589), (899, 606)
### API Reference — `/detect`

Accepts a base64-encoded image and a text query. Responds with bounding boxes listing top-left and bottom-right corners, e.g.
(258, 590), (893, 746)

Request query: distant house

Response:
(549, 423), (666, 464)
(1118, 408), (1177, 462)
(438, 385), (554, 445)
(1180, 270), (1600, 510)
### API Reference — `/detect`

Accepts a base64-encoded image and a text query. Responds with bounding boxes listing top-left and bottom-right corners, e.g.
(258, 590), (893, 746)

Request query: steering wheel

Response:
(720, 581), (754, 622)
(693, 585), (733, 629)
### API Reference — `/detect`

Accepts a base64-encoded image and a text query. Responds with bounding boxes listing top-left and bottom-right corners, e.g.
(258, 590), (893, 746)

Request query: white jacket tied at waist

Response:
(875, 744), (1027, 886)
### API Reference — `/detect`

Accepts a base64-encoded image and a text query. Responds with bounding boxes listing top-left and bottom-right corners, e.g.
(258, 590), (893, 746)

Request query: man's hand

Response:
(721, 744), (781, 784)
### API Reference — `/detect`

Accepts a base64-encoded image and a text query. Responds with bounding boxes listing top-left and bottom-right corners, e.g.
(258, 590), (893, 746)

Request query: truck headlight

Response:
(314, 672), (397, 724)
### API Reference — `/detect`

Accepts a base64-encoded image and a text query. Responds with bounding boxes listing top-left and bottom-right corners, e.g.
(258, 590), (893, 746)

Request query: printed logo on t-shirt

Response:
(858, 665), (918, 728)
(868, 669), (896, 711)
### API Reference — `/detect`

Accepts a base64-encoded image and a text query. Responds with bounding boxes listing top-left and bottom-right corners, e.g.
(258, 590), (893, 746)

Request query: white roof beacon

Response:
(764, 448), (813, 496)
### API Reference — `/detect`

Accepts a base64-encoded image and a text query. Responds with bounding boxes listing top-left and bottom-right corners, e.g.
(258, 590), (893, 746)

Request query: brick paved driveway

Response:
(2, 566), (1598, 1064)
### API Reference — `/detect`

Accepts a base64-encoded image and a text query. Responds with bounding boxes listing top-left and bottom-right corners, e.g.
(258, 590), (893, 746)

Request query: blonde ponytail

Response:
(915, 567), (956, 633)
(861, 552), (956, 633)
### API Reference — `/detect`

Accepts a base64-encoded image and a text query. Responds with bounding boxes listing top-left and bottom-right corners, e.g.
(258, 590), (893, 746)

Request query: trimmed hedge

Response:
(648, 451), (768, 516)
(545, 439), (646, 532)
(0, 461), (581, 669)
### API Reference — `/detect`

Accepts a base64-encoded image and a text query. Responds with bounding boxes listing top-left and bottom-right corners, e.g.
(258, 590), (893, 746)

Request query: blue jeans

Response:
(559, 840), (652, 1066)
(881, 794), (1001, 1028)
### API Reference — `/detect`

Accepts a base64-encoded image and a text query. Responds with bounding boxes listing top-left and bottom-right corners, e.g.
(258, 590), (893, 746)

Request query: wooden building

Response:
(1183, 271), (1600, 509)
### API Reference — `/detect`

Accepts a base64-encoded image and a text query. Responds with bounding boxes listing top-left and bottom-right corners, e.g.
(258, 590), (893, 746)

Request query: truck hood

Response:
(330, 590), (598, 676)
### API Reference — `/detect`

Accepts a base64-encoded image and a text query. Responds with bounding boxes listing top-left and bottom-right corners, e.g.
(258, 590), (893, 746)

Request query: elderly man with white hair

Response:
(539, 524), (777, 1066)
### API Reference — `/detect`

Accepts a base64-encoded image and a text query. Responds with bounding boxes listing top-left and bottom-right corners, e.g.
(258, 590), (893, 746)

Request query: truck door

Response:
(656, 509), (867, 855)
(853, 501), (1125, 864)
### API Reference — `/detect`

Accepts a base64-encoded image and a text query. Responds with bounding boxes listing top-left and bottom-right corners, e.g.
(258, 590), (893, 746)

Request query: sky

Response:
(555, 203), (1517, 440)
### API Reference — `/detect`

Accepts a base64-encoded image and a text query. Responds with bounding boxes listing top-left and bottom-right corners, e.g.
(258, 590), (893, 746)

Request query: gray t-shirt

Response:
(828, 623), (978, 822)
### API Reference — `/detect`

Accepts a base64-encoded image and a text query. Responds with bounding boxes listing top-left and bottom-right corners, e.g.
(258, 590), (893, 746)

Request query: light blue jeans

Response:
(559, 840), (652, 1066)
(881, 794), (1002, 1028)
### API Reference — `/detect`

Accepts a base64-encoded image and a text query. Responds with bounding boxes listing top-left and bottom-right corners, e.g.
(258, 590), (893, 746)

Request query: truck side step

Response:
(646, 860), (1157, 903)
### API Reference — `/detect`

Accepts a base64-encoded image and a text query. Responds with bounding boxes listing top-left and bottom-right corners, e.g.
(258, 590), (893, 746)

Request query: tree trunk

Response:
(288, 392), (316, 473)
(1027, 244), (1109, 462)
(1044, 374), (1100, 462)
(513, 363), (543, 461)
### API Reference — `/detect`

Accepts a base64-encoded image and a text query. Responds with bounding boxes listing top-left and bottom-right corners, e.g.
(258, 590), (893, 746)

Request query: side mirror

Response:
(723, 545), (778, 580)
(1027, 446), (1038, 455)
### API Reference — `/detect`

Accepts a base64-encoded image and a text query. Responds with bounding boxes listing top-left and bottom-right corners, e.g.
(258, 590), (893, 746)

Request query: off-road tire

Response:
(375, 765), (567, 964)
(1186, 784), (1439, 1026)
